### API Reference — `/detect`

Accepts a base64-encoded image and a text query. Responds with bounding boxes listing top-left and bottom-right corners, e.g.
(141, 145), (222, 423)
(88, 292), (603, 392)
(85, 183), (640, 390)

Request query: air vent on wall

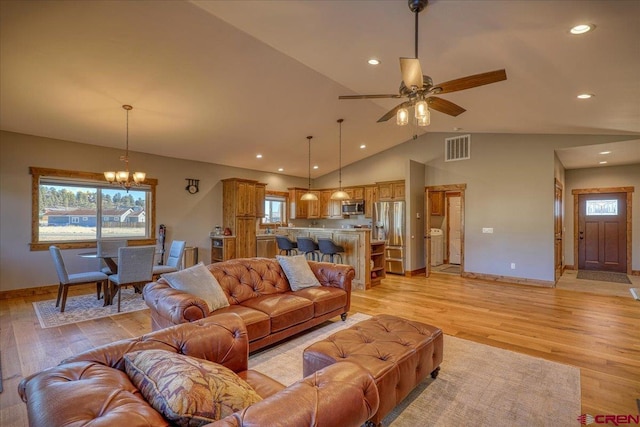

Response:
(445, 134), (471, 162)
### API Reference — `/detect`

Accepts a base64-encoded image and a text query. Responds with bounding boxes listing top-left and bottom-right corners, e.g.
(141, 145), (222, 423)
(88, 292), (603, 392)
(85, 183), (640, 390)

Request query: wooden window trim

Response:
(29, 167), (157, 251)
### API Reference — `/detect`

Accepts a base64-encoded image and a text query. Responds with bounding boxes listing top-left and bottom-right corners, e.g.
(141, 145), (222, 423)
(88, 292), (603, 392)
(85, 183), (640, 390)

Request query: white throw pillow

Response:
(162, 262), (230, 312)
(276, 255), (321, 291)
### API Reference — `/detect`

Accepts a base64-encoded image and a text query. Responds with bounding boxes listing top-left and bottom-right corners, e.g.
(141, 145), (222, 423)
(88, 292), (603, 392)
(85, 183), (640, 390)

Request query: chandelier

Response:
(104, 105), (146, 191)
(300, 136), (318, 201)
(330, 119), (350, 200)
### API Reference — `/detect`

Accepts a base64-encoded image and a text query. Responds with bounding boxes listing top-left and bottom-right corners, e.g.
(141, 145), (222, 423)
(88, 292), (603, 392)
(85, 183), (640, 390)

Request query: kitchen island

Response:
(277, 227), (378, 290)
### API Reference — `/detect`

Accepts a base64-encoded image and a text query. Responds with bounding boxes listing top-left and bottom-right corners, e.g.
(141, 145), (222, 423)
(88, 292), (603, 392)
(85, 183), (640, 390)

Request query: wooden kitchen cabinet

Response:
(288, 187), (319, 219)
(429, 191), (445, 216)
(222, 178), (259, 260)
(320, 190), (342, 218)
(364, 185), (378, 218)
(255, 183), (266, 218)
(344, 186), (364, 200)
(210, 236), (236, 263)
(377, 180), (405, 201)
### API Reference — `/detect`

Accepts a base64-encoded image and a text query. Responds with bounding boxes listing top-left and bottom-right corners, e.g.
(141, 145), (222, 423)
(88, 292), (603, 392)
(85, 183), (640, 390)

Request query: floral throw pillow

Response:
(124, 349), (262, 426)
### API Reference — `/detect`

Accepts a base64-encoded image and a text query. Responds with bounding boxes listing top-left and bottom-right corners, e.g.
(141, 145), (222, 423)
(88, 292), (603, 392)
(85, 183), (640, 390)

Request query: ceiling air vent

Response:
(445, 134), (471, 162)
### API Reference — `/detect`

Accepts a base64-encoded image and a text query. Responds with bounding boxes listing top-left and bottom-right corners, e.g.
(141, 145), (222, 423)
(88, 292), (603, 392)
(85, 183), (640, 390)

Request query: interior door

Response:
(447, 194), (461, 265)
(578, 193), (627, 272)
(554, 181), (563, 282)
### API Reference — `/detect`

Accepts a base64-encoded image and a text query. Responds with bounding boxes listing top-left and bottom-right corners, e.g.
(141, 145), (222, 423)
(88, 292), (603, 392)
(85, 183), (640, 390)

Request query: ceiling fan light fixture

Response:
(417, 109), (430, 126)
(397, 108), (409, 126)
(415, 100), (428, 118)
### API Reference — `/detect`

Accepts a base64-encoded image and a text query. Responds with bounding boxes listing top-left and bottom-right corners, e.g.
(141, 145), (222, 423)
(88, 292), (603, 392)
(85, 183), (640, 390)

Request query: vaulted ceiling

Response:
(1, 0), (639, 177)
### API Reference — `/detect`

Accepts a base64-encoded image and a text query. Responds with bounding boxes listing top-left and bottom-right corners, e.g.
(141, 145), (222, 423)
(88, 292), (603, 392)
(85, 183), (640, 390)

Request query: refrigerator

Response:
(373, 201), (405, 274)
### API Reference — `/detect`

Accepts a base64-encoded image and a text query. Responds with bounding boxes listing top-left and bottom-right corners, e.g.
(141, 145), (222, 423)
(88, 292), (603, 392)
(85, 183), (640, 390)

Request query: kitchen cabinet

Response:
(429, 191), (445, 216)
(344, 186), (364, 200)
(210, 236), (236, 263)
(255, 183), (266, 218)
(320, 190), (342, 218)
(288, 187), (319, 219)
(364, 185), (378, 218)
(377, 180), (405, 201)
(223, 178), (259, 259)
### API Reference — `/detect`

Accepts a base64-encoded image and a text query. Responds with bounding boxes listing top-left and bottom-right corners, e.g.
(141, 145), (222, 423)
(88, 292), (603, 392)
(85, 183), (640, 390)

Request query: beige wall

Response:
(0, 131), (306, 291)
(316, 132), (637, 282)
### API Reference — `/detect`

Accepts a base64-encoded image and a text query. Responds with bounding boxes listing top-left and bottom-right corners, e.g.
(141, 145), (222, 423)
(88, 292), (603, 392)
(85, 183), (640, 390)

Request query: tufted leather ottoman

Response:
(303, 314), (443, 426)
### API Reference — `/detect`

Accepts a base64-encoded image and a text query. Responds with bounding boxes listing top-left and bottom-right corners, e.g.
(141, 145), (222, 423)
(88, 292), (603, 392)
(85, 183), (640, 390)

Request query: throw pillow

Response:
(276, 254), (321, 291)
(162, 262), (229, 312)
(124, 349), (262, 427)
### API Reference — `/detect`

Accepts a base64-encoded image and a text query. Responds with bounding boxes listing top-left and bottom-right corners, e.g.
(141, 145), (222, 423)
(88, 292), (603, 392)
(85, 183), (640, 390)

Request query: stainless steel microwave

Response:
(341, 200), (365, 215)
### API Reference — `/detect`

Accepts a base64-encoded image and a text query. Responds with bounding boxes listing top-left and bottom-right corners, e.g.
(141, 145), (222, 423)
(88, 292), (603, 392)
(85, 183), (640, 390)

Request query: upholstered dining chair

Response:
(107, 246), (155, 312)
(275, 235), (298, 256)
(49, 246), (109, 313)
(296, 237), (320, 261)
(152, 240), (186, 279)
(97, 239), (127, 275)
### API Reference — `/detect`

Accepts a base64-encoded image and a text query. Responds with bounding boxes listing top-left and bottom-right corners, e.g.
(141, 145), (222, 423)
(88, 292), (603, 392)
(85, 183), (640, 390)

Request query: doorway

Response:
(572, 187), (633, 274)
(425, 184), (466, 277)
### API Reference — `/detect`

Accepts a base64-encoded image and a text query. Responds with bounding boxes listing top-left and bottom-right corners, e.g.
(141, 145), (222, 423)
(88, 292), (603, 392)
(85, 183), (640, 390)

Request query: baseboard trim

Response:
(461, 271), (555, 288)
(0, 284), (58, 300)
(632, 270), (640, 276)
(564, 265), (575, 271)
(405, 268), (426, 277)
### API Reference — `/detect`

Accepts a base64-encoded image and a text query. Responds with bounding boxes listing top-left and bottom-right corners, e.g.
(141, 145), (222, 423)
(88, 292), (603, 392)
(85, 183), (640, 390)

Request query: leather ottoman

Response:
(303, 314), (443, 426)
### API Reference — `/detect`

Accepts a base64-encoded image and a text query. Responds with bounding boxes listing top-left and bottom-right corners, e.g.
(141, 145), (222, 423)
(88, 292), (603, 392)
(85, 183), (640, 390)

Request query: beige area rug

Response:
(32, 288), (148, 328)
(577, 270), (632, 284)
(249, 313), (581, 427)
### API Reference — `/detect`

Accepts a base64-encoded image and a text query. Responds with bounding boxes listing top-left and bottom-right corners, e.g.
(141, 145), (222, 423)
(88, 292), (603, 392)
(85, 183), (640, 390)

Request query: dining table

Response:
(78, 251), (119, 274)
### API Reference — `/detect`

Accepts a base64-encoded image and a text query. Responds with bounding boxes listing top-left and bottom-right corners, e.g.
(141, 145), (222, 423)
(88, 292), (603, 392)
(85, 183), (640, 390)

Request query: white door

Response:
(448, 196), (461, 264)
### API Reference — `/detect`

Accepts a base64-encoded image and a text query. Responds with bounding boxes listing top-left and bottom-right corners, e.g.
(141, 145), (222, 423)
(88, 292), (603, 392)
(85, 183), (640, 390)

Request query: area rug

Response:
(32, 288), (148, 329)
(249, 313), (581, 427)
(577, 270), (631, 284)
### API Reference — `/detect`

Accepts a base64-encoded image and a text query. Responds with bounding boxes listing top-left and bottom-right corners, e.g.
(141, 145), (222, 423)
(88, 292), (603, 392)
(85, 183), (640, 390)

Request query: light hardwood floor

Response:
(1, 272), (638, 426)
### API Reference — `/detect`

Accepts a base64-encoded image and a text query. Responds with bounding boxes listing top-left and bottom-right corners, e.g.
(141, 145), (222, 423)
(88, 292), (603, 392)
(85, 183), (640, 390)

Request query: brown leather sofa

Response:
(19, 313), (379, 427)
(144, 258), (355, 352)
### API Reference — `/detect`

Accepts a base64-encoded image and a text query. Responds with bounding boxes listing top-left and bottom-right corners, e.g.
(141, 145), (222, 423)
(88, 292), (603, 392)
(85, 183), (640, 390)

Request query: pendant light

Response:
(104, 105), (146, 191)
(330, 119), (350, 200)
(300, 136), (318, 201)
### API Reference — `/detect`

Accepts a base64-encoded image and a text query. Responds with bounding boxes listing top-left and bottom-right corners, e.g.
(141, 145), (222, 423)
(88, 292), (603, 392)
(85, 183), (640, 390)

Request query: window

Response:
(586, 199), (618, 216)
(262, 195), (287, 225)
(30, 167), (157, 250)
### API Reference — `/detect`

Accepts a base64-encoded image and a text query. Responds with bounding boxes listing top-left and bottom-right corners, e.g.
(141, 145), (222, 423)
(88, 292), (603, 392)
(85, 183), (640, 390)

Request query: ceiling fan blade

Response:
(427, 97), (466, 117)
(400, 57), (423, 89)
(434, 69), (507, 94)
(339, 94), (402, 100)
(377, 101), (412, 123)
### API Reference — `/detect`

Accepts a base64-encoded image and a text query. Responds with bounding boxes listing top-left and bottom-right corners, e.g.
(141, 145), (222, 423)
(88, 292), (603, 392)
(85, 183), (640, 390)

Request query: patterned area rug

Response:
(32, 288), (148, 328)
(577, 270), (632, 284)
(250, 313), (581, 426)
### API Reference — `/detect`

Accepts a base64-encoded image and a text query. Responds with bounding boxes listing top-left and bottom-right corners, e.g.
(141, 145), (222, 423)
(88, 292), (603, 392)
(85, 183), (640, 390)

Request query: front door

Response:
(578, 193), (627, 272)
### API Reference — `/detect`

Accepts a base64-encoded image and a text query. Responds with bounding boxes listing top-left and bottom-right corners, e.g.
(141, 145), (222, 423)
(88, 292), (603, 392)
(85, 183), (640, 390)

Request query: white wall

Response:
(0, 131), (307, 291)
(407, 159), (426, 272)
(564, 164), (640, 269)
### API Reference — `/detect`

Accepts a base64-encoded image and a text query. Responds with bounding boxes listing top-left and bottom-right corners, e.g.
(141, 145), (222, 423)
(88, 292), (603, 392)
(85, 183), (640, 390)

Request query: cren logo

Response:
(577, 414), (595, 425)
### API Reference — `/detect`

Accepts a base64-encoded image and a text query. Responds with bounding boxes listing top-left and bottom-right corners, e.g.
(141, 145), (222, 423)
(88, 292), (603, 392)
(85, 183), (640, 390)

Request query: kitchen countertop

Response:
(278, 227), (371, 232)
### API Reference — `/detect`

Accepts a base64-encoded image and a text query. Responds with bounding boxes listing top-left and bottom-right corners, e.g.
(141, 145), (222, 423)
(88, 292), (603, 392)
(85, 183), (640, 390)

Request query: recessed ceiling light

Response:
(360, 144), (366, 149)
(313, 165), (319, 170)
(599, 161), (608, 164)
(577, 93), (594, 99)
(570, 24), (595, 35)
(278, 168), (284, 172)
(256, 154), (263, 159)
(368, 58), (380, 65)
(453, 127), (463, 131)
(599, 151), (611, 155)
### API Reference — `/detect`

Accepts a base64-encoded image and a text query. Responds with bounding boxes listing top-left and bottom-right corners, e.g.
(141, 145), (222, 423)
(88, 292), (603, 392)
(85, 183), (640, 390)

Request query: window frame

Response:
(261, 190), (288, 226)
(29, 167), (157, 251)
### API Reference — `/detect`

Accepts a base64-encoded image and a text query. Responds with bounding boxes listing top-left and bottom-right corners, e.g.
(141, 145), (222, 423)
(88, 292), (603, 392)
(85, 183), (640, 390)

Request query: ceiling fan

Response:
(339, 0), (507, 126)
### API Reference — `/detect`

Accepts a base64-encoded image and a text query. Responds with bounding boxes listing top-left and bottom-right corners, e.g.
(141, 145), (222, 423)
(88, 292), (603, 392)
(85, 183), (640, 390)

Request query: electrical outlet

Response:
(482, 228), (494, 234)
(510, 263), (516, 270)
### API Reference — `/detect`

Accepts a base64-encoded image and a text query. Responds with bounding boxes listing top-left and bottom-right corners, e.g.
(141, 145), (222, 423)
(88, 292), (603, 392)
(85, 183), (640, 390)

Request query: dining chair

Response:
(107, 246), (155, 312)
(97, 239), (127, 275)
(152, 240), (186, 279)
(49, 246), (109, 313)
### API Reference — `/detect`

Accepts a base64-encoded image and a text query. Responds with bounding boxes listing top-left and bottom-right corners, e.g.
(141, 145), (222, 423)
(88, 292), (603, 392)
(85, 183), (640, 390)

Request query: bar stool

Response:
(296, 237), (320, 261)
(317, 238), (346, 263)
(276, 235), (298, 256)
